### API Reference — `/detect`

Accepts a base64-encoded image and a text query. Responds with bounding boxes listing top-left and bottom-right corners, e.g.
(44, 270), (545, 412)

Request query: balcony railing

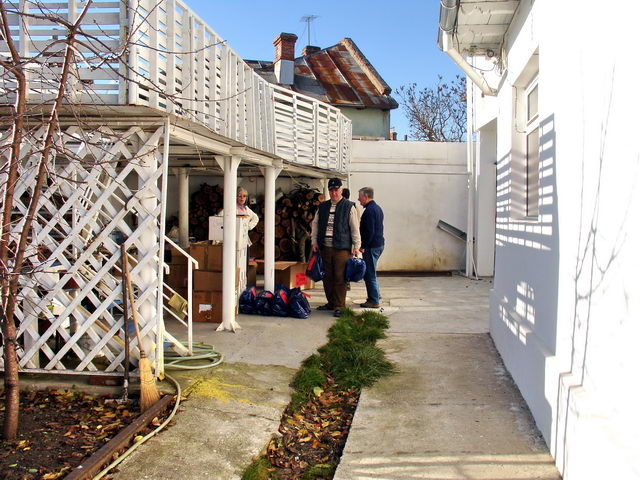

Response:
(0, 0), (351, 172)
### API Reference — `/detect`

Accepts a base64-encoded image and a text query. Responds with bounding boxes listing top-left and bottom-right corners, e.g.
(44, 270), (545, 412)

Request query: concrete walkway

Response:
(112, 276), (561, 480)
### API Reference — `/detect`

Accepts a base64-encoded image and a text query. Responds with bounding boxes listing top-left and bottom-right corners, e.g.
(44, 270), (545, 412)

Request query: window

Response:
(525, 81), (539, 218)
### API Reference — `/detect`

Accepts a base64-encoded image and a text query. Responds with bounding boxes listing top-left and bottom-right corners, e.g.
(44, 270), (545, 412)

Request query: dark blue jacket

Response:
(360, 200), (384, 249)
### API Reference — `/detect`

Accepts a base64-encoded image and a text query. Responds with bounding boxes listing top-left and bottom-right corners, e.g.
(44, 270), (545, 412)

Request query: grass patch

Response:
(242, 457), (279, 480)
(244, 308), (394, 480)
(301, 463), (336, 479)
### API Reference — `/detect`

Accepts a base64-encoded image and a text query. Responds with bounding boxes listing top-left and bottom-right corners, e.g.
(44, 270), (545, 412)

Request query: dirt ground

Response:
(0, 389), (161, 480)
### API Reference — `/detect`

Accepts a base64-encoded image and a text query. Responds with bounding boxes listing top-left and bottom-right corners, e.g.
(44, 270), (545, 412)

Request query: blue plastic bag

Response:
(345, 256), (366, 282)
(272, 287), (290, 317)
(255, 291), (274, 316)
(239, 286), (257, 314)
(288, 287), (311, 319)
(306, 251), (325, 282)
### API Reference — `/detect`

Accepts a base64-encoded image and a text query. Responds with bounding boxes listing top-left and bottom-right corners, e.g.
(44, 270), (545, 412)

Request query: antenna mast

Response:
(300, 15), (319, 45)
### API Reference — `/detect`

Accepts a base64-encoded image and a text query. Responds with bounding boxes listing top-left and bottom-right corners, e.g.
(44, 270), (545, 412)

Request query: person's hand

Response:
(352, 247), (360, 257)
(312, 244), (319, 252)
(359, 248), (364, 253)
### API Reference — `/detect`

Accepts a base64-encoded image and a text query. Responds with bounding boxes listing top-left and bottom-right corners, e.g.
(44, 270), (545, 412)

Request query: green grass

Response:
(301, 463), (336, 479)
(243, 309), (394, 479)
(242, 457), (278, 480)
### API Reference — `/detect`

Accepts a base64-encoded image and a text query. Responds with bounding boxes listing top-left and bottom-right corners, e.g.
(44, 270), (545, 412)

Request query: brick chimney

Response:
(273, 33), (297, 85)
(302, 45), (321, 56)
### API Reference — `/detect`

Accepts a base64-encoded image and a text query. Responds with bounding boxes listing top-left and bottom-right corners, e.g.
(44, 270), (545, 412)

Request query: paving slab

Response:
(334, 277), (561, 480)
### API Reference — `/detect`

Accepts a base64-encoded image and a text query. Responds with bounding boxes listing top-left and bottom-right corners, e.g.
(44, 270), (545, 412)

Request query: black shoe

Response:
(317, 304), (333, 311)
(360, 301), (380, 308)
(333, 309), (343, 318)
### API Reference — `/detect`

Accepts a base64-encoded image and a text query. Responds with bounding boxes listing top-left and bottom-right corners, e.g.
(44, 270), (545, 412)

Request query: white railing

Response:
(0, 0), (351, 172)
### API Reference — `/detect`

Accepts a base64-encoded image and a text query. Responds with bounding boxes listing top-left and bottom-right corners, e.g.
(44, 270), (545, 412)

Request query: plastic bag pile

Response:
(239, 285), (311, 319)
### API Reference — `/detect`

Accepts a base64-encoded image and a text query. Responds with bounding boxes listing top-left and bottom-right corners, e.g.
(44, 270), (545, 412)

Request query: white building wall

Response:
(476, 1), (640, 478)
(350, 140), (467, 272)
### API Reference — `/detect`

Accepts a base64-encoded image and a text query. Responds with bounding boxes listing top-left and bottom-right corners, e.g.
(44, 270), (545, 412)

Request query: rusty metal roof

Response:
(246, 38), (398, 110)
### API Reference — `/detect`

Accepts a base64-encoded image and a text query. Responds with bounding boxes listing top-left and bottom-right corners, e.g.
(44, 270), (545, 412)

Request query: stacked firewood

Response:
(188, 183), (324, 262)
(189, 183), (223, 241)
(250, 186), (324, 262)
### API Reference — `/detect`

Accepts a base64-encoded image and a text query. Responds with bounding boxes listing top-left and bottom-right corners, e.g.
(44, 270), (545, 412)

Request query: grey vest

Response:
(317, 199), (354, 250)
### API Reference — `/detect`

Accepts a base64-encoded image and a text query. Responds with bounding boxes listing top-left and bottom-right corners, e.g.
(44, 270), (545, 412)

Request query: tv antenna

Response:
(300, 15), (319, 46)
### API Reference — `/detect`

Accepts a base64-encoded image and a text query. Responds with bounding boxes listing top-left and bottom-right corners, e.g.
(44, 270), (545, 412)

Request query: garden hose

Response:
(92, 343), (223, 479)
(164, 341), (224, 370)
(92, 373), (182, 480)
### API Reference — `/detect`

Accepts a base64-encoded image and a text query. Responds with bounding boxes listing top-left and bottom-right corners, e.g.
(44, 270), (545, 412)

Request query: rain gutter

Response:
(438, 0), (497, 97)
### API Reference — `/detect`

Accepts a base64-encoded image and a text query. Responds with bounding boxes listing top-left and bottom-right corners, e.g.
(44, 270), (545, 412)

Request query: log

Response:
(279, 238), (292, 253)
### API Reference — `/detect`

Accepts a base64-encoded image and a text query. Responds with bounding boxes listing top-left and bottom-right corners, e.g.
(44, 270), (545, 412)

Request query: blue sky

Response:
(185, 0), (462, 139)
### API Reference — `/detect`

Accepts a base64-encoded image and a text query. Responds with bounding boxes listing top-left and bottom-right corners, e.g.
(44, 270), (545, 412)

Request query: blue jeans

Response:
(363, 246), (384, 304)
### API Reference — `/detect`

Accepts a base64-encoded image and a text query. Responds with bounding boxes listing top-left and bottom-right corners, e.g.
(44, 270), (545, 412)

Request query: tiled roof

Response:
(246, 38), (398, 110)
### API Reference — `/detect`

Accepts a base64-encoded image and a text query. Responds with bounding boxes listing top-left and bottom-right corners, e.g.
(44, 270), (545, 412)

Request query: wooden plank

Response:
(65, 395), (174, 480)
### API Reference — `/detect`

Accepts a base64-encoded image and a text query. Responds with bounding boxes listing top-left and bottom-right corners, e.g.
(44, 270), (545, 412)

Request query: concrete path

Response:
(112, 276), (561, 480)
(334, 276), (561, 480)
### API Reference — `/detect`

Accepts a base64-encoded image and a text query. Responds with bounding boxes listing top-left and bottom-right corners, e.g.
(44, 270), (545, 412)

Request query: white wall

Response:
(350, 140), (468, 272)
(475, 1), (640, 478)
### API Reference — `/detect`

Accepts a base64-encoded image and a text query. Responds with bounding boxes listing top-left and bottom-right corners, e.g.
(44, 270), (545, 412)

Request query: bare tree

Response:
(396, 75), (467, 142)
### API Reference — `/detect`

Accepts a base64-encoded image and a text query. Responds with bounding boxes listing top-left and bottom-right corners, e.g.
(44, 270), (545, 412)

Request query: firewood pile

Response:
(189, 183), (223, 240)
(188, 183), (324, 262)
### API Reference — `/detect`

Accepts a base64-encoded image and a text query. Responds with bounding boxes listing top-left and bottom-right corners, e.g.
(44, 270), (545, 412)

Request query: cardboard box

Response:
(194, 268), (240, 292)
(166, 246), (187, 265)
(188, 242), (223, 271)
(274, 261), (315, 290)
(193, 291), (222, 323)
(194, 270), (223, 291)
(247, 261), (257, 286)
(166, 264), (188, 290)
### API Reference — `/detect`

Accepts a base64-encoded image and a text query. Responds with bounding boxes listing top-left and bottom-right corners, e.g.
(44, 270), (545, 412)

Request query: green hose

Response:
(91, 342), (223, 479)
(164, 341), (224, 370)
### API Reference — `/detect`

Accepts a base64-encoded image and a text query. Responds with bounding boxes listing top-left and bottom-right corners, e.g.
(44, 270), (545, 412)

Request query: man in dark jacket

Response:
(311, 178), (361, 317)
(358, 187), (384, 308)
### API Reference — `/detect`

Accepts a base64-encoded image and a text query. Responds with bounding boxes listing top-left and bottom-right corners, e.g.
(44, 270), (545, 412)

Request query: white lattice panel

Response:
(0, 125), (167, 375)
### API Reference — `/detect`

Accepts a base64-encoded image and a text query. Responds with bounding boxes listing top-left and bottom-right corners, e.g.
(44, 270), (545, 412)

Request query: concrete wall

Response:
(471, 1), (640, 478)
(340, 107), (391, 139)
(349, 140), (467, 272)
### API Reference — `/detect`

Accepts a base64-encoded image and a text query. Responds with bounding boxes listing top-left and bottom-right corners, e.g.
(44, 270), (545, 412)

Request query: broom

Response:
(122, 246), (161, 411)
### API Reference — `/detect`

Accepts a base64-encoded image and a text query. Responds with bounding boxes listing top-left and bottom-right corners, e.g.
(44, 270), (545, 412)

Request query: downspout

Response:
(438, 1), (497, 97)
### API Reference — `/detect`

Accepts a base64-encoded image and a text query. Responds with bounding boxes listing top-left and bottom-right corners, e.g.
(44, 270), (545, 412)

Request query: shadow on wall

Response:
(554, 66), (637, 477)
(492, 113), (559, 440)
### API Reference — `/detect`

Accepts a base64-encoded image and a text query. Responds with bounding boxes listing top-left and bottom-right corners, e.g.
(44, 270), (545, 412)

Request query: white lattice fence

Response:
(0, 124), (167, 375)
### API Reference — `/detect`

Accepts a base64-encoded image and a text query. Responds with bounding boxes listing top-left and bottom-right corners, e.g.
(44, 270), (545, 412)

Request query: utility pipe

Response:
(441, 33), (497, 97)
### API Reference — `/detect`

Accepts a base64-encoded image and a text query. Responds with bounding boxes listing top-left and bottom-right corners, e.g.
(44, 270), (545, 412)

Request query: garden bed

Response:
(0, 388), (173, 480)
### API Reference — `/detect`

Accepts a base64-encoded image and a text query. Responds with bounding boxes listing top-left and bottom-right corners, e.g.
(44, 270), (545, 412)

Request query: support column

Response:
(216, 154), (242, 332)
(177, 167), (189, 247)
(261, 161), (283, 292)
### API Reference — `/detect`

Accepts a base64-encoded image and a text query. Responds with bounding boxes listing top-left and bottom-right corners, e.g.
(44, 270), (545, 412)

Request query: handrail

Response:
(0, 0), (352, 173)
(164, 237), (198, 355)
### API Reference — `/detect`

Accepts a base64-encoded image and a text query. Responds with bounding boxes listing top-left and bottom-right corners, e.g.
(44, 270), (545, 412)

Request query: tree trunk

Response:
(1, 305), (19, 439)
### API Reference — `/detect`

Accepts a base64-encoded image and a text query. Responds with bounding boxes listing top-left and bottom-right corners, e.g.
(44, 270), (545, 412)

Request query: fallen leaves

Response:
(0, 389), (138, 480)
(265, 382), (359, 479)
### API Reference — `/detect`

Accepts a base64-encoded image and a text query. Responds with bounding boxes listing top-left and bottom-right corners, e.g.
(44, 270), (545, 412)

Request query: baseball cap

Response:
(328, 178), (342, 190)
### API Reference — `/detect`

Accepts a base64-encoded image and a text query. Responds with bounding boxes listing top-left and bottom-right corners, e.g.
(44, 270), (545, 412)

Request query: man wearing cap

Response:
(311, 178), (361, 317)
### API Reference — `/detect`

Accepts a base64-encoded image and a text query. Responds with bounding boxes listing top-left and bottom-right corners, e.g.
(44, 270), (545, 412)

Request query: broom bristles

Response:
(138, 352), (161, 412)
